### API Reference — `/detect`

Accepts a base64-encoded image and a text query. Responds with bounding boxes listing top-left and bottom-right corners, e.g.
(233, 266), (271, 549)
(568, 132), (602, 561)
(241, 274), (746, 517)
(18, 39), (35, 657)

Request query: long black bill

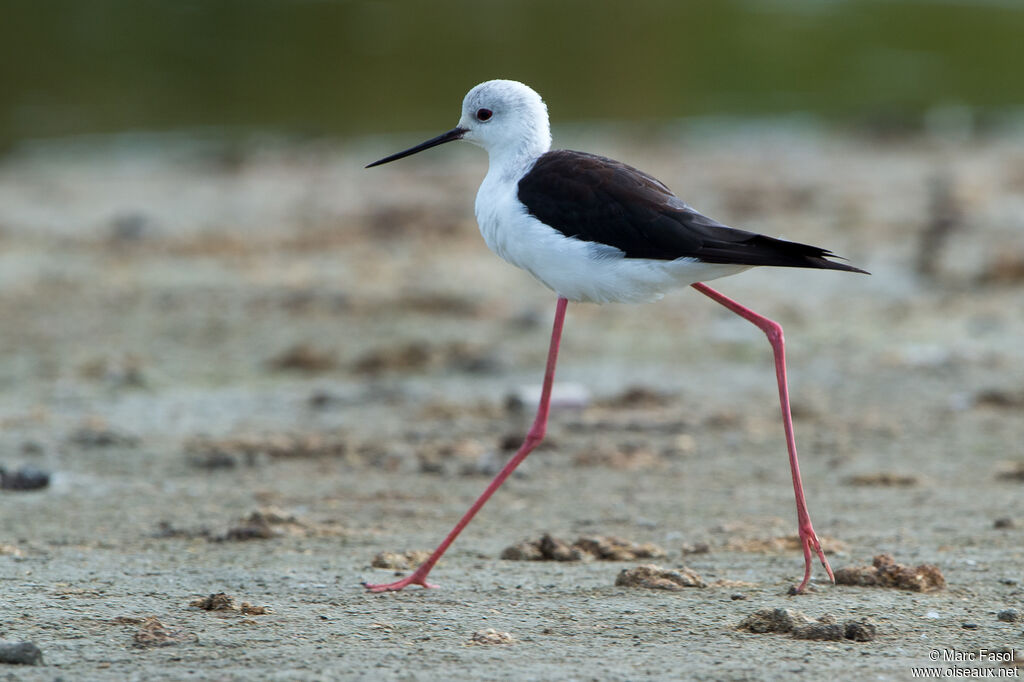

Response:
(365, 127), (467, 168)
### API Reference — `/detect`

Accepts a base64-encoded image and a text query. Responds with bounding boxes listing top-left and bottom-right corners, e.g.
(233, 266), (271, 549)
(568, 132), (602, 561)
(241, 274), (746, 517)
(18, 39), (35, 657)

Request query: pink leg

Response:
(364, 297), (569, 592)
(691, 282), (834, 593)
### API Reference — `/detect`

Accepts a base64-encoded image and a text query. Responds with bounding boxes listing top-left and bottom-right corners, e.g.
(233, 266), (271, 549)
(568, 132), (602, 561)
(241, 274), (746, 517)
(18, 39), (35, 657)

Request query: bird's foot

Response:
(793, 520), (835, 594)
(363, 569), (439, 593)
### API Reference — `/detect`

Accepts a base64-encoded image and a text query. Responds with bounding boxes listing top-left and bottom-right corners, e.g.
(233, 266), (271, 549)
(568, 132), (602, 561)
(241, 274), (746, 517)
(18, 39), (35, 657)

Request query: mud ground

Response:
(1, 126), (1023, 680)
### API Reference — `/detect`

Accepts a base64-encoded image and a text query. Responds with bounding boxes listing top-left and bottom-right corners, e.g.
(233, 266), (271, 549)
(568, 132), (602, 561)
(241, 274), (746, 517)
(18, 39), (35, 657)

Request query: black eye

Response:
(476, 108), (492, 121)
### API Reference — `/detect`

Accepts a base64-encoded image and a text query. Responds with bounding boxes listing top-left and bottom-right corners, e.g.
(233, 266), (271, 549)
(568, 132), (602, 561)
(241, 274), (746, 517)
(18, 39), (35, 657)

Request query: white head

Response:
(366, 79), (551, 169)
(456, 80), (551, 158)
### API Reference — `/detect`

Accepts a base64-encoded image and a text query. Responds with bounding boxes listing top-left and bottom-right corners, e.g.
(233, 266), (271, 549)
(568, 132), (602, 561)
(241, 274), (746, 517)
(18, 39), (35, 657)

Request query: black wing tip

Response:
(695, 237), (871, 274)
(821, 259), (871, 275)
(812, 252), (870, 274)
(758, 236), (871, 274)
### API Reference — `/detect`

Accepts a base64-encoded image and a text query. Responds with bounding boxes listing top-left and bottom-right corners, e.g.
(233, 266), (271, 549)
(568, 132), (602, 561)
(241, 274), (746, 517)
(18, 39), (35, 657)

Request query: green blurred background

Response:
(1, 0), (1022, 148)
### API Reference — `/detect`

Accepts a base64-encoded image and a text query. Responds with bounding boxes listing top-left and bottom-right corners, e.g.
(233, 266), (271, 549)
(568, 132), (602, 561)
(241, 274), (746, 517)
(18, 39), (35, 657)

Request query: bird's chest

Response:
(474, 180), (529, 264)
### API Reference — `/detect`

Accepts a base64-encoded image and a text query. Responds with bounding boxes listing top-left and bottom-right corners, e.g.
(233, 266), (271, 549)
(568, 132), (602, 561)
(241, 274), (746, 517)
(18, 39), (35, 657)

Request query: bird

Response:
(363, 79), (867, 595)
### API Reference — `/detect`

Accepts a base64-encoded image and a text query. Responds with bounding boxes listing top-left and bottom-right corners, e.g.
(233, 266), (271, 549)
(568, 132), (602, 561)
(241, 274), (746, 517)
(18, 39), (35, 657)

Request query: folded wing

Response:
(517, 150), (867, 273)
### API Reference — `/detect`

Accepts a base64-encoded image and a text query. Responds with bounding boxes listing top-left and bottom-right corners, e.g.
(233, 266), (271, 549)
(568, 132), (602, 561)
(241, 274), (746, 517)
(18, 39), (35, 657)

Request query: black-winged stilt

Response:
(364, 79), (867, 594)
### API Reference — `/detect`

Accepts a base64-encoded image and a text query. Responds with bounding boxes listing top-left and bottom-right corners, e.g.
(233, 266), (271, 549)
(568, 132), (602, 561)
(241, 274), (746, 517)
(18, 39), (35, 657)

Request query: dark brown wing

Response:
(517, 150), (867, 273)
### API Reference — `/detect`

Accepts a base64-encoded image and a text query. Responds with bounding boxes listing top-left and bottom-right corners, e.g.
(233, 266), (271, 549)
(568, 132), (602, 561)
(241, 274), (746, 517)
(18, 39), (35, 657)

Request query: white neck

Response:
(485, 129), (551, 183)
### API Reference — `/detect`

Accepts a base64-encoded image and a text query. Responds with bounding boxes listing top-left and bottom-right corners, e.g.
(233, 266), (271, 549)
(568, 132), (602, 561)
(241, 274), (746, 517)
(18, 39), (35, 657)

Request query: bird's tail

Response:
(698, 234), (869, 274)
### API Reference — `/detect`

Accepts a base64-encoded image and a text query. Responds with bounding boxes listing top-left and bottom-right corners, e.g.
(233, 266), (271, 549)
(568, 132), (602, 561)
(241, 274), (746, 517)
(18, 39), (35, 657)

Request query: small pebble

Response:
(731, 593), (748, 601)
(993, 517), (1016, 529)
(997, 609), (1019, 623)
(961, 622), (979, 630)
(0, 641), (44, 665)
(0, 466), (50, 491)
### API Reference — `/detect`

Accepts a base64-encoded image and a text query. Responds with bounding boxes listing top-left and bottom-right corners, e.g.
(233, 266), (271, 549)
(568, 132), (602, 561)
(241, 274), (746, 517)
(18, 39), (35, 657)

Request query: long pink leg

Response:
(691, 282), (834, 593)
(364, 297), (569, 592)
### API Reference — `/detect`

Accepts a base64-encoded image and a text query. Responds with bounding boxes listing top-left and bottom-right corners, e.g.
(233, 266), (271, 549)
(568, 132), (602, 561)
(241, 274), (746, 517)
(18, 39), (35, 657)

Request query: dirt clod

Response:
(574, 535), (667, 561)
(501, 534), (665, 562)
(216, 507), (322, 542)
(468, 629), (517, 645)
(68, 419), (140, 448)
(974, 389), (1024, 409)
(189, 593), (271, 615)
(240, 603), (270, 615)
(834, 554), (945, 592)
(415, 438), (488, 476)
(597, 386), (677, 409)
(500, 540), (545, 561)
(501, 535), (582, 561)
(371, 550), (432, 570)
(353, 341), (497, 375)
(190, 592), (236, 611)
(267, 343), (336, 372)
(131, 617), (197, 648)
(537, 534), (584, 562)
(221, 515), (278, 541)
(725, 534), (848, 555)
(353, 342), (433, 374)
(710, 579), (758, 589)
(739, 609), (876, 642)
(844, 472), (919, 487)
(977, 252), (1024, 285)
(572, 443), (664, 470)
(792, 622), (845, 641)
(153, 521), (211, 540)
(738, 608), (815, 634)
(185, 432), (348, 468)
(996, 462), (1024, 482)
(615, 564), (705, 590)
(844, 621), (878, 642)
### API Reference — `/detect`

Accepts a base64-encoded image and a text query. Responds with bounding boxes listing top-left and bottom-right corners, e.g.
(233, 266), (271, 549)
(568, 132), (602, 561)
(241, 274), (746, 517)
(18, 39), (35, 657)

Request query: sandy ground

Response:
(1, 126), (1024, 680)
